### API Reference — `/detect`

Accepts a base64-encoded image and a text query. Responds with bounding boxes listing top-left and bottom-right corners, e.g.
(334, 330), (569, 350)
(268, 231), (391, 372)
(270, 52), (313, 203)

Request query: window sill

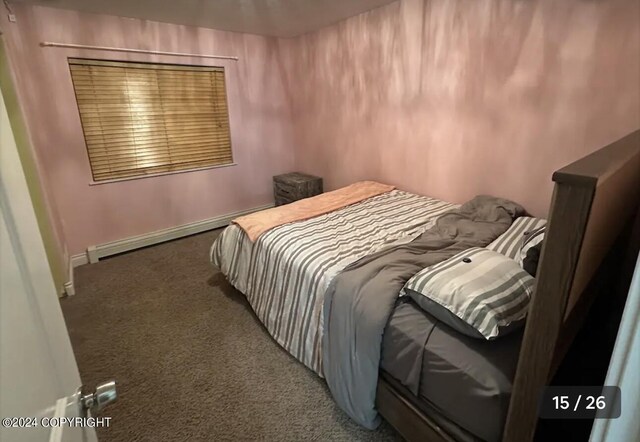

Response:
(88, 162), (237, 186)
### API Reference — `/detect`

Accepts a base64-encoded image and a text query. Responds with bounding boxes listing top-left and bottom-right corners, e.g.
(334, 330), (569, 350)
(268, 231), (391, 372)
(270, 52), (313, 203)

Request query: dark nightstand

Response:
(273, 172), (323, 206)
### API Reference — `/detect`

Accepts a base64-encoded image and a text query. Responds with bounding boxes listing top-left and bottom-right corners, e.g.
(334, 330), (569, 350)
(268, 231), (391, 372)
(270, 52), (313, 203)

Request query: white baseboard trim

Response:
(63, 254), (78, 297)
(71, 253), (89, 268)
(86, 203), (273, 264)
(63, 280), (75, 297)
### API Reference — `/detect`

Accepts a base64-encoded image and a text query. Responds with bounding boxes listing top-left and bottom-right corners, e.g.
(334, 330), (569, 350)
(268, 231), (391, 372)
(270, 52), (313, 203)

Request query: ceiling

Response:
(13, 0), (396, 37)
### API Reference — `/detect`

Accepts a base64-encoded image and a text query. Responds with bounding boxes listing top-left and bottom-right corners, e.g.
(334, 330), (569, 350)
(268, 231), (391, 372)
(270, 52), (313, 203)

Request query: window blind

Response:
(69, 59), (233, 182)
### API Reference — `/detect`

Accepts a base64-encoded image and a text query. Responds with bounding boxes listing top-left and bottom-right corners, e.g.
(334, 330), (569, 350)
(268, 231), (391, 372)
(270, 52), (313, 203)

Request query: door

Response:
(0, 71), (98, 442)
(590, 254), (640, 442)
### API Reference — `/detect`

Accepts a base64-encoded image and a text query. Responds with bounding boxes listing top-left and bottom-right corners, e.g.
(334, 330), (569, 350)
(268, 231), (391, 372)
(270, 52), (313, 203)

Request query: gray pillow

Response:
(402, 248), (534, 339)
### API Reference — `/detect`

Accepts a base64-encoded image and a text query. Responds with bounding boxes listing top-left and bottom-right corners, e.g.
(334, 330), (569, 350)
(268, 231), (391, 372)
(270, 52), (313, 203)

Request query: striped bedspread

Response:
(210, 190), (456, 375)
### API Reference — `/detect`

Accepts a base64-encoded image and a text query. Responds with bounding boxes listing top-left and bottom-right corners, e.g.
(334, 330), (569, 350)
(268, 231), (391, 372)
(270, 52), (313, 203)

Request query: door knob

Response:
(79, 380), (117, 416)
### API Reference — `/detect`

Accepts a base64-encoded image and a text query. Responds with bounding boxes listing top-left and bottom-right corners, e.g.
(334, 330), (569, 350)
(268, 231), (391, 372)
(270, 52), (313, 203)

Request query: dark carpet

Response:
(60, 229), (401, 441)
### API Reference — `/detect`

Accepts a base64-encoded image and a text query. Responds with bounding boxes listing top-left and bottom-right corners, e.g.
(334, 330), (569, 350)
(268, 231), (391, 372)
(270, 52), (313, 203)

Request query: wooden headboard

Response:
(503, 130), (640, 442)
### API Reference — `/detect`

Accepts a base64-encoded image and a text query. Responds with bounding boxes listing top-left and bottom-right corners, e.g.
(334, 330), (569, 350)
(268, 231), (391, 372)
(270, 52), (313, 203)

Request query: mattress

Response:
(211, 189), (456, 375)
(381, 299), (523, 442)
(212, 189), (521, 440)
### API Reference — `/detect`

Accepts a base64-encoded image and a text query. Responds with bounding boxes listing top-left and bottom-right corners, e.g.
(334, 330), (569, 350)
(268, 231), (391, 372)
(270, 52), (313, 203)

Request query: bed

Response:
(211, 129), (640, 442)
(381, 300), (523, 442)
(211, 189), (457, 374)
(212, 189), (524, 441)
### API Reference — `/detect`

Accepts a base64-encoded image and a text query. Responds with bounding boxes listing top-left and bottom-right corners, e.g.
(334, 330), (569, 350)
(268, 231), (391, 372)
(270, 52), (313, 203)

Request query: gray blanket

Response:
(322, 195), (524, 429)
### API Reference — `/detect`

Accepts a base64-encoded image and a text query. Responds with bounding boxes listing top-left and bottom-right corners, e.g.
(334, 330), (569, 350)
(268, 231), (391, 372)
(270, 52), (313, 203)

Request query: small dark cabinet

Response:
(273, 172), (323, 206)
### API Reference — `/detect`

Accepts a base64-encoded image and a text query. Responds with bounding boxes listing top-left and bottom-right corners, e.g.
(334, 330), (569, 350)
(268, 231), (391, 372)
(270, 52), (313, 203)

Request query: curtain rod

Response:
(40, 42), (239, 61)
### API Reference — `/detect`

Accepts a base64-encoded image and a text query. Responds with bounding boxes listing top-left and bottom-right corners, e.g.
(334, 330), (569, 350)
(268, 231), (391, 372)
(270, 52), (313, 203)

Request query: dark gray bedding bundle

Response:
(322, 195), (525, 430)
(381, 300), (523, 442)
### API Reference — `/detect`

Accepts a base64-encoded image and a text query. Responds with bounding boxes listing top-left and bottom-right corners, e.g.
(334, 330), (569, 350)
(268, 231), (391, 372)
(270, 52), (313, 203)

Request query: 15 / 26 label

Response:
(539, 386), (621, 419)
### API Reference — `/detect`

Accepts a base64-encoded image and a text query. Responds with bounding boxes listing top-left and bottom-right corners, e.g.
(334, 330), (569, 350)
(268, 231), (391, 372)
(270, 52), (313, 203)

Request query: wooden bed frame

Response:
(376, 129), (640, 442)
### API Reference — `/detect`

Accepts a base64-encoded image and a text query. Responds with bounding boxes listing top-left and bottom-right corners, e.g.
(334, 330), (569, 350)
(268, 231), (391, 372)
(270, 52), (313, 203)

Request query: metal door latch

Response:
(78, 380), (117, 416)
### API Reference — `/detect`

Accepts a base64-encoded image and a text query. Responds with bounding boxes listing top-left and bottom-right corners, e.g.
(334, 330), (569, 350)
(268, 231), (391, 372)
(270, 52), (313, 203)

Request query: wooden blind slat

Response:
(85, 138), (232, 151)
(86, 138), (232, 150)
(81, 120), (229, 132)
(82, 129), (230, 143)
(91, 157), (232, 180)
(69, 58), (233, 181)
(85, 141), (232, 153)
(77, 116), (230, 126)
(90, 154), (233, 171)
(85, 132), (231, 141)
(89, 154), (233, 169)
(96, 144), (229, 155)
(89, 150), (233, 164)
(86, 147), (232, 158)
(75, 109), (228, 117)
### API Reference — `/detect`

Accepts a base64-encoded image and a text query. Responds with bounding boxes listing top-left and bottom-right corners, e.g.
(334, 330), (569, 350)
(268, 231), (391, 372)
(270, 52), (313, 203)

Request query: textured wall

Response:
(2, 0), (639, 257)
(1, 5), (295, 255)
(0, 41), (67, 289)
(280, 0), (640, 216)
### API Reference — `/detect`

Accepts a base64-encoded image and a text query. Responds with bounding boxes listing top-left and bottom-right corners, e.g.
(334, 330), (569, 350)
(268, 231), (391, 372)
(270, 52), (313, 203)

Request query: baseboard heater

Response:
(82, 204), (273, 264)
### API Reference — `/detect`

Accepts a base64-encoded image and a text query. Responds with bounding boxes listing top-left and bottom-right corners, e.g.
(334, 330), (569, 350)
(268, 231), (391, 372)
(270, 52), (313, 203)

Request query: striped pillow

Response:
(403, 248), (534, 339)
(519, 225), (546, 266)
(486, 216), (547, 260)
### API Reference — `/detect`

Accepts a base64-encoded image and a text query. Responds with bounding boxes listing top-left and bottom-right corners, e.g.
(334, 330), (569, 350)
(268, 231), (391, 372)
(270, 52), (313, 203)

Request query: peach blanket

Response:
(234, 181), (395, 241)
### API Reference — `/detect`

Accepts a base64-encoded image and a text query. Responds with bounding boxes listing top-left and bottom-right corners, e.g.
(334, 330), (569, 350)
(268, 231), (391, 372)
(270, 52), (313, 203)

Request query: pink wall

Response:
(279, 0), (640, 216)
(3, 0), (639, 259)
(1, 5), (295, 255)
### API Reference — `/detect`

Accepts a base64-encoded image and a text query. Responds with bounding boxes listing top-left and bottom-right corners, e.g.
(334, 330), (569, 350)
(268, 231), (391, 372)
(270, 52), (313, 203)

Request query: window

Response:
(69, 59), (233, 182)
